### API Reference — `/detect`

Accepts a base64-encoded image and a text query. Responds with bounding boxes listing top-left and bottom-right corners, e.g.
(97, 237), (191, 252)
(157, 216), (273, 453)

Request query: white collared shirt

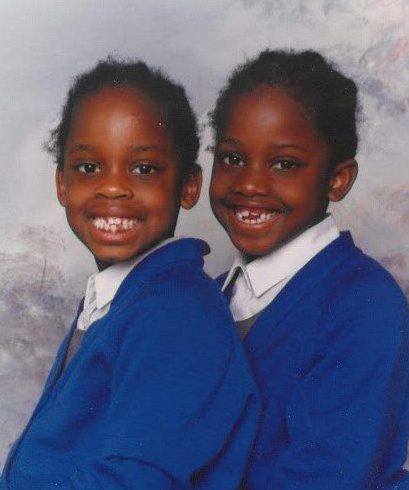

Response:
(76, 237), (180, 331)
(222, 216), (340, 322)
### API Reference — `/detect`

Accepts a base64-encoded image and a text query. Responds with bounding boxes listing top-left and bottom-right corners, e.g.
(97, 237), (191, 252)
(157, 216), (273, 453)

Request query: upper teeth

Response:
(93, 217), (138, 231)
(235, 210), (276, 224)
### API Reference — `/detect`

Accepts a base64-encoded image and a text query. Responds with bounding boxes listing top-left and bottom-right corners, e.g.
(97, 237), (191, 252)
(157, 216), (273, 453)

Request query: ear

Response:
(55, 168), (67, 207)
(327, 159), (358, 202)
(180, 165), (202, 210)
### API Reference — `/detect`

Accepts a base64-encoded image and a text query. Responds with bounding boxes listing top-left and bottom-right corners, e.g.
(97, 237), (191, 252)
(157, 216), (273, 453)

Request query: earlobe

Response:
(181, 166), (203, 210)
(327, 159), (358, 202)
(55, 169), (67, 207)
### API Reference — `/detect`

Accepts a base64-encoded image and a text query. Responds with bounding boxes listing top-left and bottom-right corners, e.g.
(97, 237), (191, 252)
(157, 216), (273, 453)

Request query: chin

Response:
(233, 242), (271, 261)
(90, 247), (137, 265)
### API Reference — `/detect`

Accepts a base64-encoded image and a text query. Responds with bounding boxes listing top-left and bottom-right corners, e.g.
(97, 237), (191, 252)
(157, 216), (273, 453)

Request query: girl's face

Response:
(210, 86), (352, 261)
(56, 86), (200, 267)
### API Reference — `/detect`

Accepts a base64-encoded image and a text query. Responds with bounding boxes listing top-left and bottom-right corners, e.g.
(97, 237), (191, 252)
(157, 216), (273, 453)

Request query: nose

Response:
(231, 164), (270, 197)
(95, 170), (133, 200)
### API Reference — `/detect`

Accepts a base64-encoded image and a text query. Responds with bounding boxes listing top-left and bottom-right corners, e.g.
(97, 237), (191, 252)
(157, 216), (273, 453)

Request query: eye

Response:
(219, 152), (244, 167)
(271, 159), (299, 171)
(76, 162), (101, 174)
(132, 163), (157, 175)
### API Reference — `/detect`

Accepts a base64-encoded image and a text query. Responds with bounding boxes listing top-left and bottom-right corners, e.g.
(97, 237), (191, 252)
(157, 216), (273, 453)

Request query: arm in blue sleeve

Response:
(63, 458), (177, 490)
(64, 283), (257, 489)
(267, 288), (409, 489)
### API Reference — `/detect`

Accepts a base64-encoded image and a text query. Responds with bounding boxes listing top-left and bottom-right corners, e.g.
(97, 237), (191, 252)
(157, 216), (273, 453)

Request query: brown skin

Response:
(56, 86), (201, 269)
(210, 86), (357, 261)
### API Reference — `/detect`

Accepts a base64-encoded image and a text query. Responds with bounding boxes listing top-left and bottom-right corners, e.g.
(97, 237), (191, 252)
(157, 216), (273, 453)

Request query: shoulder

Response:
(149, 261), (230, 314)
(275, 235), (409, 354)
(113, 238), (231, 321)
(106, 259), (254, 392)
(330, 246), (407, 312)
(296, 232), (408, 311)
(320, 246), (409, 353)
(114, 258), (236, 349)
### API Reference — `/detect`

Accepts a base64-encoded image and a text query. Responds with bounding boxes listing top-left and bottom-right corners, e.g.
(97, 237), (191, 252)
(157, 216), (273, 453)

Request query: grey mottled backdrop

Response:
(1, 0), (408, 465)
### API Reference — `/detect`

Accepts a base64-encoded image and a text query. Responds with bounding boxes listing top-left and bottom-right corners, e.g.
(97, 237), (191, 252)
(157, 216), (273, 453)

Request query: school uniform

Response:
(1, 238), (260, 490)
(221, 217), (409, 489)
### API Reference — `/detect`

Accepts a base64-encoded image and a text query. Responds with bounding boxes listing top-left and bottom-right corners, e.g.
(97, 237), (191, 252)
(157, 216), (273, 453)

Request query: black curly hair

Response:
(211, 49), (359, 167)
(48, 57), (200, 176)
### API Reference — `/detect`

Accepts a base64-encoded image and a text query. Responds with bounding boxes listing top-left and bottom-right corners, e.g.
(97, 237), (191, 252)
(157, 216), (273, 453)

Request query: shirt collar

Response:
(223, 215), (339, 298)
(222, 255), (248, 293)
(91, 236), (181, 310)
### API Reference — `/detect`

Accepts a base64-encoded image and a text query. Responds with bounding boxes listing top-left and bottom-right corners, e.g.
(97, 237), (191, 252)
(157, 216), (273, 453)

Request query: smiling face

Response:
(210, 86), (356, 260)
(56, 86), (200, 267)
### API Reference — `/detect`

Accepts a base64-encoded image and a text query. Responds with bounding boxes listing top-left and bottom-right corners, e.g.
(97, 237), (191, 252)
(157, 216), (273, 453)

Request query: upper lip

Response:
(222, 198), (287, 213)
(86, 206), (144, 220)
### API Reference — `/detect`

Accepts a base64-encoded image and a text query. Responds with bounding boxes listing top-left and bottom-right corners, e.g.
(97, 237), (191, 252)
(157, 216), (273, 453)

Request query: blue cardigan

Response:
(1, 239), (260, 489)
(222, 232), (409, 489)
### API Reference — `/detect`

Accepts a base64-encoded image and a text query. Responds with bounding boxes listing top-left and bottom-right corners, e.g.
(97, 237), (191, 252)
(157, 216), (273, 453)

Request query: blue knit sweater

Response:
(222, 232), (409, 489)
(1, 238), (260, 489)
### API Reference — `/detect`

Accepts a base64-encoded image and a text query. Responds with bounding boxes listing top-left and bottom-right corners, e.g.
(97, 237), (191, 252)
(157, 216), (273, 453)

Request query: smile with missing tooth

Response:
(233, 207), (283, 225)
(92, 217), (141, 232)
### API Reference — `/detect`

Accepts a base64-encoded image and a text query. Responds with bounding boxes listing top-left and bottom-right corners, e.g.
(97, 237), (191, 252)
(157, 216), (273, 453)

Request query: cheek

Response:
(146, 188), (181, 219)
(209, 172), (227, 200)
(64, 187), (88, 208)
(285, 175), (328, 206)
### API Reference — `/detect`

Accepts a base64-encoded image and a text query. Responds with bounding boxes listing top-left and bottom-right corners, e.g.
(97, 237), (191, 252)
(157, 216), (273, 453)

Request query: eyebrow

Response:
(67, 143), (169, 155)
(268, 142), (305, 151)
(129, 144), (168, 155)
(217, 138), (305, 151)
(67, 143), (98, 154)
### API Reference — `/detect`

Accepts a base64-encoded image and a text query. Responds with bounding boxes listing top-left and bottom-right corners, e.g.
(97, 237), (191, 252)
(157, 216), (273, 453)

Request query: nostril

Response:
(232, 175), (270, 196)
(96, 182), (133, 199)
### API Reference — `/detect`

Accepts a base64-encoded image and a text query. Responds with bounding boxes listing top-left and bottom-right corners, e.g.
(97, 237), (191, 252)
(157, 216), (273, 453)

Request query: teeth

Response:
(92, 217), (139, 232)
(234, 209), (277, 224)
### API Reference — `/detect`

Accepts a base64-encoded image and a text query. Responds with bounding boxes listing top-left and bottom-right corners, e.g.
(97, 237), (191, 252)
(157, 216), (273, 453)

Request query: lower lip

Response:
(88, 220), (143, 244)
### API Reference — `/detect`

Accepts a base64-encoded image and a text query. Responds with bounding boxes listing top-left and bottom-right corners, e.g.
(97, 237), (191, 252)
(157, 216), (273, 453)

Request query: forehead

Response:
(222, 86), (324, 147)
(71, 87), (163, 125)
(67, 87), (174, 148)
(63, 86), (183, 167)
(62, 86), (184, 175)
